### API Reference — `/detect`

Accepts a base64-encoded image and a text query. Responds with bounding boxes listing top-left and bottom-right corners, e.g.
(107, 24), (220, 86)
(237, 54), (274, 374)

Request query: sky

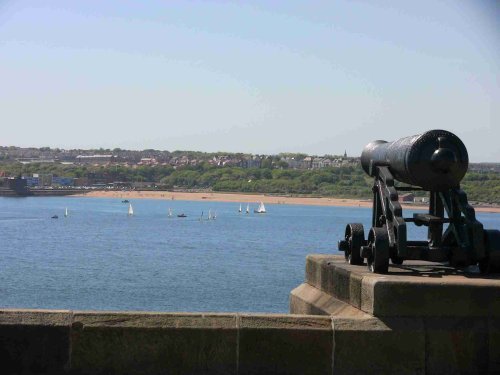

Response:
(0, 1), (499, 161)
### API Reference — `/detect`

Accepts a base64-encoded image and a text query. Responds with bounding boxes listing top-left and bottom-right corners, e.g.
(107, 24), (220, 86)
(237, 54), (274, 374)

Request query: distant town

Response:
(0, 146), (359, 169)
(0, 146), (499, 204)
(2, 145), (499, 171)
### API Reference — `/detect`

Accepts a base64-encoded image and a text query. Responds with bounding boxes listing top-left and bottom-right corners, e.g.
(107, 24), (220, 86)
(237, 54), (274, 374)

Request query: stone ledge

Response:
(305, 254), (500, 317)
(73, 311), (237, 329)
(0, 308), (72, 326)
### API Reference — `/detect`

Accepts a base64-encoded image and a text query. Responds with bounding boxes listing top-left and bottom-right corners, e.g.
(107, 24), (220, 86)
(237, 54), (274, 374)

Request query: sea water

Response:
(0, 196), (499, 313)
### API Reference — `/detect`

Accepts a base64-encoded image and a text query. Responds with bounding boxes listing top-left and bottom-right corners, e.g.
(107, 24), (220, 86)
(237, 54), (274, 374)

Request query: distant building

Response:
(301, 157), (313, 169)
(23, 176), (39, 187)
(76, 155), (115, 164)
(52, 177), (74, 187)
(34, 173), (53, 187)
(17, 158), (55, 164)
(74, 177), (89, 187)
(245, 156), (261, 169)
(1, 177), (30, 195)
(312, 157), (333, 169)
(138, 158), (158, 166)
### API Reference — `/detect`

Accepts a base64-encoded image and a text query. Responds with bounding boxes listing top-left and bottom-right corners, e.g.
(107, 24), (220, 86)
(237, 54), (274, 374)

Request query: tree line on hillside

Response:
(1, 162), (499, 203)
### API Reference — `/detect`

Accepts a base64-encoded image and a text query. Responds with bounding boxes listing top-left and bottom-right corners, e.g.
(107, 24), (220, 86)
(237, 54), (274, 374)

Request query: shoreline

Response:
(75, 190), (500, 214)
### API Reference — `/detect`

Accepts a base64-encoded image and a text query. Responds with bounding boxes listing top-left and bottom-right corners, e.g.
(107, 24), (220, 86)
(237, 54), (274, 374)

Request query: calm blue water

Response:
(0, 197), (499, 313)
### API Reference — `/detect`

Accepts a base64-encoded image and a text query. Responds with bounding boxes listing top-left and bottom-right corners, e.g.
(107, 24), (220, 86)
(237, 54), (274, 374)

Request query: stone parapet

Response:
(0, 309), (333, 375)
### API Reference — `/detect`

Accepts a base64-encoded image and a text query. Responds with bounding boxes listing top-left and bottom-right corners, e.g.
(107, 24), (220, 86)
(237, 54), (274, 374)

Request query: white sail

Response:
(208, 209), (212, 220)
(64, 207), (68, 217)
(168, 208), (173, 217)
(256, 201), (266, 213)
(213, 211), (217, 220)
(246, 204), (249, 214)
(239, 204), (242, 213)
(128, 203), (134, 216)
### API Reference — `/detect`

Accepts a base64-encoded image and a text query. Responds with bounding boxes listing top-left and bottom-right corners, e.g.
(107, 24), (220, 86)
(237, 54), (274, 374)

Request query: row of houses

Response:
(2, 146), (359, 170)
(11, 154), (360, 169)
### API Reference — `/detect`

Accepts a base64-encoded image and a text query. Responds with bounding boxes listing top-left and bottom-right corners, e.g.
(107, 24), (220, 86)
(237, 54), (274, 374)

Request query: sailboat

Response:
(168, 208), (173, 218)
(254, 201), (266, 214)
(238, 204), (242, 213)
(246, 204), (250, 214)
(64, 207), (68, 217)
(212, 211), (217, 220)
(128, 203), (134, 216)
(208, 209), (212, 220)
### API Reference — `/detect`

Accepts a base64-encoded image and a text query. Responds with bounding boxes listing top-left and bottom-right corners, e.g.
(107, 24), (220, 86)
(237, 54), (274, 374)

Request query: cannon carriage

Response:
(338, 130), (500, 274)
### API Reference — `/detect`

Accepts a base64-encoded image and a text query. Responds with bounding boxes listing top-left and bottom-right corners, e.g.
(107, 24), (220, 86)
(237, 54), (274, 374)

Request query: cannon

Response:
(338, 129), (500, 274)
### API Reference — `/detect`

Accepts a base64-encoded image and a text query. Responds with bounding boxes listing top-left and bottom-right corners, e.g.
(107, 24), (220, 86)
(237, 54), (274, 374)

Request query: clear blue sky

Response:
(1, 1), (498, 161)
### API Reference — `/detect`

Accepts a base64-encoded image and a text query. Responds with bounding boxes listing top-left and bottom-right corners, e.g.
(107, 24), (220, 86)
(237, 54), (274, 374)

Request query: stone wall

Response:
(0, 309), (333, 375)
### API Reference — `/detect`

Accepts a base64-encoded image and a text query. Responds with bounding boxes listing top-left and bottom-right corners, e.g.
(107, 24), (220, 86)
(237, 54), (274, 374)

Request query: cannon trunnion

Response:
(338, 130), (500, 274)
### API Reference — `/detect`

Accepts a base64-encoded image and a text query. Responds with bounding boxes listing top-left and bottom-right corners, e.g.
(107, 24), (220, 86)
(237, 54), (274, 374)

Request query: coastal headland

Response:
(77, 190), (500, 213)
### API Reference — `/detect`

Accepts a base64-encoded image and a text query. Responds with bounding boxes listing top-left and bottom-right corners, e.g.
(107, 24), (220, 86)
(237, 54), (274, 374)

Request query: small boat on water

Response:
(168, 208), (173, 218)
(208, 209), (212, 220)
(238, 204), (242, 213)
(122, 200), (130, 203)
(177, 213), (187, 218)
(254, 201), (266, 214)
(51, 215), (58, 219)
(128, 203), (134, 216)
(246, 204), (250, 214)
(64, 207), (68, 217)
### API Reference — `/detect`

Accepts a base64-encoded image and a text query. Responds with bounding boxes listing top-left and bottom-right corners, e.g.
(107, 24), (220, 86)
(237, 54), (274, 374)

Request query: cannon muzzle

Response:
(360, 130), (468, 191)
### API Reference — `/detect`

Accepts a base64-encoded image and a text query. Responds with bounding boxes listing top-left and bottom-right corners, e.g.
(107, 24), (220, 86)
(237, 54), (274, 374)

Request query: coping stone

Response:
(70, 311), (238, 375)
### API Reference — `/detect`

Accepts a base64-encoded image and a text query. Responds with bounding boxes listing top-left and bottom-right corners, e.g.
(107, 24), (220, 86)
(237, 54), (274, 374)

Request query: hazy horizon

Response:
(1, 1), (499, 162)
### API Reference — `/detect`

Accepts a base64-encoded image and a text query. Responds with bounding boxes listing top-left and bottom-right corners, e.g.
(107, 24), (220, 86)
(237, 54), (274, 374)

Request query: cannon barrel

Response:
(360, 130), (469, 191)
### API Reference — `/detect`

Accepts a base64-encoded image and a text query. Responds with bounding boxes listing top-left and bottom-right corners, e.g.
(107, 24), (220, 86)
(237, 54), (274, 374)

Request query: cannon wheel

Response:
(343, 223), (365, 265)
(479, 230), (500, 274)
(367, 227), (389, 274)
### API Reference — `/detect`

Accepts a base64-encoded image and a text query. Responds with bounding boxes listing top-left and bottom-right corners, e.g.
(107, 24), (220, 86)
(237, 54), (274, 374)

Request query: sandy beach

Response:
(76, 190), (500, 214)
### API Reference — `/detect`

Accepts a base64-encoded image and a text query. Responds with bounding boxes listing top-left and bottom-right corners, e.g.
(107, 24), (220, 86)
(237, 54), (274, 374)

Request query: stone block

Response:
(424, 317), (489, 375)
(0, 309), (71, 374)
(70, 311), (238, 375)
(238, 314), (332, 375)
(289, 283), (371, 318)
(348, 272), (363, 309)
(332, 316), (425, 375)
(305, 254), (327, 289)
